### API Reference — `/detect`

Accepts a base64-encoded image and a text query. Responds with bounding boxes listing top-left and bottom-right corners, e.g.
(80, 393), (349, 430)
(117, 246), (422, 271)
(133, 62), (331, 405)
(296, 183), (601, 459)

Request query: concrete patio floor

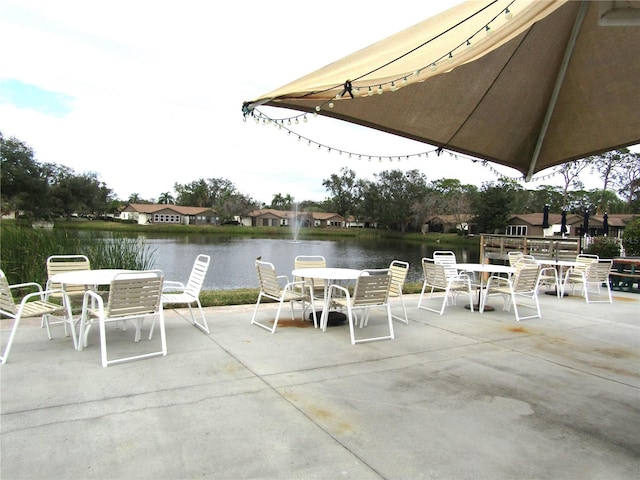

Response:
(1, 289), (639, 479)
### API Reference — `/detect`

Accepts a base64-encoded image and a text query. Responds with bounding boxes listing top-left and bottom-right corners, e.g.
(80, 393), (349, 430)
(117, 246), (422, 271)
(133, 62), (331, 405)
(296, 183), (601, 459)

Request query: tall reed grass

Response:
(0, 225), (156, 286)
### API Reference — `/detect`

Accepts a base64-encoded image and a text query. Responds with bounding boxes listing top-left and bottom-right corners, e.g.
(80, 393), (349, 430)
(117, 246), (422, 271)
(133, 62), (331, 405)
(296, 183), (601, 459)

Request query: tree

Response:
(158, 192), (175, 204)
(558, 159), (590, 208)
(322, 167), (362, 221)
(588, 148), (631, 214)
(472, 179), (519, 234)
(370, 169), (428, 232)
(269, 193), (294, 210)
(0, 132), (50, 218)
(612, 152), (640, 212)
(428, 178), (478, 229)
(128, 193), (143, 203)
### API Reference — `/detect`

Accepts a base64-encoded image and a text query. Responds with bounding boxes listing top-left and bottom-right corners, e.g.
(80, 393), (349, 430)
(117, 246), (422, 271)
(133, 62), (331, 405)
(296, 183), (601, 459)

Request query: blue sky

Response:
(0, 79), (74, 117)
(0, 0), (632, 204)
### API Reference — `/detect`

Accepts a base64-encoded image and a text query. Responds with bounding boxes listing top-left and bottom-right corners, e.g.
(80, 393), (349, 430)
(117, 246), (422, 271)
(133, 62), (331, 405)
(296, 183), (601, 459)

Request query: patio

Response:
(1, 291), (639, 479)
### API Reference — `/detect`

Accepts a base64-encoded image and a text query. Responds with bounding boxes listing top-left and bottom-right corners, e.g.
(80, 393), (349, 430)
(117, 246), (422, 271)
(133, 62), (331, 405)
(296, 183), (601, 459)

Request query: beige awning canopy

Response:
(243, 0), (640, 180)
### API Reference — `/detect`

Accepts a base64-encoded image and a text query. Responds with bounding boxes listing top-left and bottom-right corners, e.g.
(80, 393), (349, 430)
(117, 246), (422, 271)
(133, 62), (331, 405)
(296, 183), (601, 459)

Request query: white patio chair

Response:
(388, 260), (410, 324)
(433, 250), (458, 279)
(160, 254), (211, 334)
(43, 254), (91, 337)
(326, 269), (394, 345)
(79, 270), (166, 367)
(1, 269), (74, 364)
(480, 263), (542, 321)
(563, 258), (613, 303)
(251, 260), (316, 333)
(417, 258), (474, 315)
(293, 255), (327, 299)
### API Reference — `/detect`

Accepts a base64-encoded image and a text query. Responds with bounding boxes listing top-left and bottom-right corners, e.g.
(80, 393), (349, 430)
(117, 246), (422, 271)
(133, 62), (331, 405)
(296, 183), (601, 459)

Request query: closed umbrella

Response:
(602, 212), (609, 236)
(583, 211), (590, 236)
(542, 204), (550, 229)
(560, 210), (567, 236)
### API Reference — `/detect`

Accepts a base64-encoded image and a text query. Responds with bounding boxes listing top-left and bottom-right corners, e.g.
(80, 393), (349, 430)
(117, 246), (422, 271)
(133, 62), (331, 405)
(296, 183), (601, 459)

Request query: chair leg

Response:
(0, 316), (22, 364)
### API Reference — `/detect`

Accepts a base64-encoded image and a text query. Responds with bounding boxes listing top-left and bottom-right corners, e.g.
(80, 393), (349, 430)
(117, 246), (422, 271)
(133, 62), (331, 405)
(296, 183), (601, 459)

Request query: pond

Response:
(136, 235), (481, 291)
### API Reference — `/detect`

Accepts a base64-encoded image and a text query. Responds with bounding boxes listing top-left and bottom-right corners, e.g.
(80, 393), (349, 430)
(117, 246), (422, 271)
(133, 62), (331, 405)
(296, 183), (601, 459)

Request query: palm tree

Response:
(158, 192), (175, 205)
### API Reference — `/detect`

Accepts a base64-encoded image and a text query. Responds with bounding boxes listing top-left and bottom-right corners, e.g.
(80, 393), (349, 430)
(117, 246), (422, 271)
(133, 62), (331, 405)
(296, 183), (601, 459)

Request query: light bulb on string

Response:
(505, 7), (513, 20)
(377, 85), (383, 95)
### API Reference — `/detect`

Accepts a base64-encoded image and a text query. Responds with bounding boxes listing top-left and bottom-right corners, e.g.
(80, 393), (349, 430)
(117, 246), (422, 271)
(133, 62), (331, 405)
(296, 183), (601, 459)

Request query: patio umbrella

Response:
(560, 210), (567, 236)
(243, 1), (640, 179)
(602, 212), (609, 236)
(583, 210), (590, 236)
(542, 204), (550, 229)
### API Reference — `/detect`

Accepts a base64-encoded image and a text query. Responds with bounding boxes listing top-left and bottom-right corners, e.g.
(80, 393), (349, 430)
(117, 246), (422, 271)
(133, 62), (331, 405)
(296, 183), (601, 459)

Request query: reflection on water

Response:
(91, 234), (480, 290)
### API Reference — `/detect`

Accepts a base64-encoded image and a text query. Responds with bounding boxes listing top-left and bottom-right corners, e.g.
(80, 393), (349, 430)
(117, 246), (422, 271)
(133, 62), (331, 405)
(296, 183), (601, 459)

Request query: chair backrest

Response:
(574, 254), (598, 273)
(507, 251), (523, 267)
(433, 251), (457, 279)
(255, 260), (282, 297)
(293, 255), (326, 290)
(105, 270), (163, 318)
(422, 258), (448, 289)
(512, 263), (541, 292)
(352, 269), (392, 306)
(47, 255), (91, 295)
(294, 255), (326, 270)
(388, 260), (409, 297)
(184, 254), (210, 297)
(586, 259), (612, 282)
(0, 270), (17, 315)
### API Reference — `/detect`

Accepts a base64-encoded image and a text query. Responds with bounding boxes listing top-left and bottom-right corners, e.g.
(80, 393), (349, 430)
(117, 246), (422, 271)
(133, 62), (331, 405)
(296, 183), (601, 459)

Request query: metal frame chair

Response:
(1, 269), (74, 364)
(293, 255), (327, 322)
(417, 258), (474, 315)
(251, 260), (316, 333)
(161, 254), (211, 334)
(43, 254), (91, 339)
(563, 258), (613, 303)
(326, 269), (394, 345)
(79, 270), (166, 367)
(480, 263), (542, 321)
(388, 260), (410, 323)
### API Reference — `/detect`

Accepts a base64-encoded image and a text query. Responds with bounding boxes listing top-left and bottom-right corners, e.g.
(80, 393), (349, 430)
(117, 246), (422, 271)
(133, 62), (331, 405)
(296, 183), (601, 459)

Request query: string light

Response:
(243, 1), (519, 128)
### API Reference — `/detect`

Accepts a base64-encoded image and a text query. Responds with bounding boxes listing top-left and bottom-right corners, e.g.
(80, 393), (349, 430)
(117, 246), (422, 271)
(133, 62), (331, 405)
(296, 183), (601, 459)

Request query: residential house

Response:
(505, 212), (639, 238)
(245, 209), (344, 228)
(120, 204), (218, 225)
(424, 214), (474, 234)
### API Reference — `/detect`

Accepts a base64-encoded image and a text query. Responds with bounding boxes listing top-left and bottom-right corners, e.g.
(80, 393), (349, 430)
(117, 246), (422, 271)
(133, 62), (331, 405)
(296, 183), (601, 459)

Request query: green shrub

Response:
(622, 218), (640, 257)
(585, 236), (621, 259)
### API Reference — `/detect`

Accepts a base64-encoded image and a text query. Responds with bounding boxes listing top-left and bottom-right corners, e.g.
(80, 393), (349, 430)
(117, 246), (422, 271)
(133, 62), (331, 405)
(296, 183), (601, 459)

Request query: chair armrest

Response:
(327, 283), (349, 298)
(162, 280), (186, 292)
(9, 282), (43, 295)
(485, 275), (510, 288)
(19, 288), (68, 305)
(283, 280), (307, 292)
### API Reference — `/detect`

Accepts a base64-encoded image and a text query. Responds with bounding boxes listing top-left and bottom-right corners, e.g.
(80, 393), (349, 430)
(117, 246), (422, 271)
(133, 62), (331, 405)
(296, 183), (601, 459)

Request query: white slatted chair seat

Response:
(1, 269), (74, 364)
(79, 270), (166, 367)
(327, 269), (394, 345)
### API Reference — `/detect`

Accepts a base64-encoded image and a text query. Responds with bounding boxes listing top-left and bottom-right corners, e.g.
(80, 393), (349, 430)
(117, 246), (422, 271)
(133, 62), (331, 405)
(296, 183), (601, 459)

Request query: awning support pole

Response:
(526, 1), (589, 181)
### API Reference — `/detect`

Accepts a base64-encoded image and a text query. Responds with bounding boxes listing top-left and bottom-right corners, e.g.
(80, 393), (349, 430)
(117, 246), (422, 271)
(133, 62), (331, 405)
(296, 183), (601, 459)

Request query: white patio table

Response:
(291, 267), (362, 329)
(455, 263), (515, 311)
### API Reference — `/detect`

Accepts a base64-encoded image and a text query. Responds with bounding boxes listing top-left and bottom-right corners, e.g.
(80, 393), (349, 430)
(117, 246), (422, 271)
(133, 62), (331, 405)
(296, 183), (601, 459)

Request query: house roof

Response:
(123, 204), (216, 215)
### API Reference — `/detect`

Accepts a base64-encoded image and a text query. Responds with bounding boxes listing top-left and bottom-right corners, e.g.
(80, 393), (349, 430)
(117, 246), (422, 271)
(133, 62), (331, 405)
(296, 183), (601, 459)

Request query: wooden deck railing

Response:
(479, 234), (581, 263)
